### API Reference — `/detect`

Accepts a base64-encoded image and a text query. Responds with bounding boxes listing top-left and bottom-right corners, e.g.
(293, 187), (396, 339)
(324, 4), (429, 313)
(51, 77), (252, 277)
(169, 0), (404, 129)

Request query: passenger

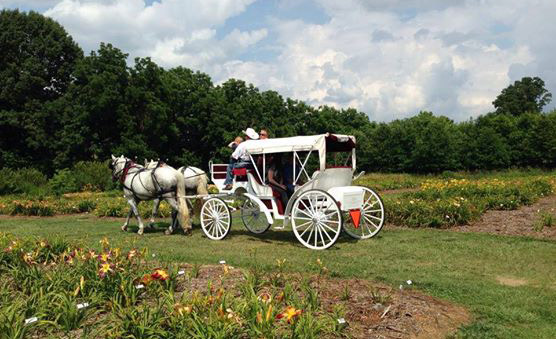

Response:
(223, 128), (259, 191)
(267, 154), (288, 208)
(259, 129), (269, 139)
(283, 155), (297, 197)
(255, 129), (269, 169)
(228, 136), (243, 151)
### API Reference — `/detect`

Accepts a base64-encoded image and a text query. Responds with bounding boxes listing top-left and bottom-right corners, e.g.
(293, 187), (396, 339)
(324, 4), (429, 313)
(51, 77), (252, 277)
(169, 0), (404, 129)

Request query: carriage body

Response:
(200, 133), (385, 249)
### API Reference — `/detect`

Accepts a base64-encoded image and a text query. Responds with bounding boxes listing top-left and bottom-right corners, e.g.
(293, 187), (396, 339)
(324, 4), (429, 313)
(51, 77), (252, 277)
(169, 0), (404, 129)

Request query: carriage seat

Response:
(232, 167), (249, 182)
(246, 172), (272, 197)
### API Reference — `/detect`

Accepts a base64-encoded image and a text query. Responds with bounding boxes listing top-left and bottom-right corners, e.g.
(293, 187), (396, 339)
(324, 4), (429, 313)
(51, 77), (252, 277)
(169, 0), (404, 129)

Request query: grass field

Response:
(1, 215), (555, 338)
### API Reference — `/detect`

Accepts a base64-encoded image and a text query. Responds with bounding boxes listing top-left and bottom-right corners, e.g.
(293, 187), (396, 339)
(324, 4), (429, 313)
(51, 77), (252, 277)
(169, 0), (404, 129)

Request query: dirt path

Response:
(176, 265), (470, 339)
(451, 195), (556, 240)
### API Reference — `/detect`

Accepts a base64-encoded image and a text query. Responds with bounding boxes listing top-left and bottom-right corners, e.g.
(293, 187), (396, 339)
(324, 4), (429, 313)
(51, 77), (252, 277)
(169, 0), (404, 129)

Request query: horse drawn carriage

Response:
(200, 133), (385, 250)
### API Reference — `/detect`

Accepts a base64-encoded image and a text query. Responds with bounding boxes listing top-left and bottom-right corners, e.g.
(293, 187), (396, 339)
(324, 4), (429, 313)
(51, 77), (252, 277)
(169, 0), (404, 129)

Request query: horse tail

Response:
(197, 171), (209, 195)
(175, 172), (190, 232)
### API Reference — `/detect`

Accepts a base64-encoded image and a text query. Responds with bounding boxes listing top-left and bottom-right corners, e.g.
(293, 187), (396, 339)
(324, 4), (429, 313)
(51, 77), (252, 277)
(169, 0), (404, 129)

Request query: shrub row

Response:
(0, 161), (117, 196)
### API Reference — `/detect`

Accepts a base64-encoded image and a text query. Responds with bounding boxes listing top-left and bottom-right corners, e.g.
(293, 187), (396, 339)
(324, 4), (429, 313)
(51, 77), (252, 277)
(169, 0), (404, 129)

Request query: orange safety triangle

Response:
(349, 209), (361, 229)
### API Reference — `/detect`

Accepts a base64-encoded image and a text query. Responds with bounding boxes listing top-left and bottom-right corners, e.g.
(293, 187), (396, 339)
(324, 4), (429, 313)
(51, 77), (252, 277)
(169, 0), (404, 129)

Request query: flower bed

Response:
(385, 176), (556, 227)
(0, 233), (348, 338)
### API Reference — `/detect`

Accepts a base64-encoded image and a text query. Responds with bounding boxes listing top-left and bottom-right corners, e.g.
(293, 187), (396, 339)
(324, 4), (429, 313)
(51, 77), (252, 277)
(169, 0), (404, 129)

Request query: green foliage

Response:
(493, 76), (552, 115)
(1, 10), (556, 175)
(0, 167), (48, 195)
(49, 169), (79, 195)
(71, 161), (116, 191)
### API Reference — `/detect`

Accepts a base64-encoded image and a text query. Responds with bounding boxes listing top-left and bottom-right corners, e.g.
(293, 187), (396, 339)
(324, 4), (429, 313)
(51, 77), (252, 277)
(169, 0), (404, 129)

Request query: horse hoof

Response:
(138, 229), (144, 235)
(121, 225), (128, 232)
(164, 229), (173, 235)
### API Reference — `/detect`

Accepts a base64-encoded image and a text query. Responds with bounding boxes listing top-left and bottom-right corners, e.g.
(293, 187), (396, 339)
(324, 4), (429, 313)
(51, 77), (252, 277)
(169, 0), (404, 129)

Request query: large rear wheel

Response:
(200, 198), (231, 240)
(343, 187), (385, 239)
(291, 190), (342, 250)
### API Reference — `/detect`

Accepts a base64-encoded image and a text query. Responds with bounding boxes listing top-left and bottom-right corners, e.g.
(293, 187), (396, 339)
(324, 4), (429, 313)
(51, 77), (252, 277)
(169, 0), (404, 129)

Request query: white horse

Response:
(109, 155), (191, 235)
(144, 159), (208, 225)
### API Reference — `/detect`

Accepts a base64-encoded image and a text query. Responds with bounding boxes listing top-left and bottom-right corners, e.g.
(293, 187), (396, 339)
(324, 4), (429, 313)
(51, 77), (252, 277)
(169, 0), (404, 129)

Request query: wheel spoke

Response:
(298, 221), (313, 238)
(319, 223), (334, 242)
(363, 215), (379, 229)
(320, 221), (339, 234)
(300, 199), (314, 216)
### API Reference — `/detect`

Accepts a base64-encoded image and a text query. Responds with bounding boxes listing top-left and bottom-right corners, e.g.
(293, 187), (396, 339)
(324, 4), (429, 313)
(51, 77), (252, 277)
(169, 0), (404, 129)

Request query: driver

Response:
(223, 128), (259, 190)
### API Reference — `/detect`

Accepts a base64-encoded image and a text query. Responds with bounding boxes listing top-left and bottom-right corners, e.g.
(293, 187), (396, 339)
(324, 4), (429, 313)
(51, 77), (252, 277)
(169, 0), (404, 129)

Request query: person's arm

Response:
(268, 168), (286, 190)
(231, 143), (243, 160)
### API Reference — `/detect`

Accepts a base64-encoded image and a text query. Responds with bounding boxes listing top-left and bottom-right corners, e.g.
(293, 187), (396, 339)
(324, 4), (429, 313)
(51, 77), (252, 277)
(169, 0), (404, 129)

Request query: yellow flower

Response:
(100, 237), (109, 249)
(174, 303), (192, 316)
(266, 304), (273, 322)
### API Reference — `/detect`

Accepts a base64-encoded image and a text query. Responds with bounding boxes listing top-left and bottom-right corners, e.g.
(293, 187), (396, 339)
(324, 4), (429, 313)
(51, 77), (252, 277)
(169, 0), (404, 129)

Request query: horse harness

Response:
(115, 159), (175, 201)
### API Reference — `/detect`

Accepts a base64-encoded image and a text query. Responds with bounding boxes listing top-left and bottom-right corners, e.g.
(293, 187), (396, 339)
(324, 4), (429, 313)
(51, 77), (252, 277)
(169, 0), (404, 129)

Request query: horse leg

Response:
(164, 197), (189, 235)
(122, 208), (133, 232)
(127, 198), (145, 235)
(149, 198), (160, 228)
(166, 210), (178, 235)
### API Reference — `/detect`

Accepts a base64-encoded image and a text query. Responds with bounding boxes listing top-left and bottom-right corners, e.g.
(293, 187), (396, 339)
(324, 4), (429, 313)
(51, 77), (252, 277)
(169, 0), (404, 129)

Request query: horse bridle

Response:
(110, 158), (134, 183)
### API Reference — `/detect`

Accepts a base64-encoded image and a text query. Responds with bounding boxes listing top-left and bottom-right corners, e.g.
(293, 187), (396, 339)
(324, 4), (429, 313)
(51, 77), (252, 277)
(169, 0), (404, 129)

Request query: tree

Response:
(52, 43), (129, 168)
(493, 76), (552, 116)
(0, 9), (82, 170)
(0, 9), (82, 111)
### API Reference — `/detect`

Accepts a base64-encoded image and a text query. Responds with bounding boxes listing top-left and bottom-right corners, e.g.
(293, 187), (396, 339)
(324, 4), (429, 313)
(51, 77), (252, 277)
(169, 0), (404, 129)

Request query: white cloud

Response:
(221, 0), (552, 121)
(7, 0), (556, 121)
(42, 0), (262, 69)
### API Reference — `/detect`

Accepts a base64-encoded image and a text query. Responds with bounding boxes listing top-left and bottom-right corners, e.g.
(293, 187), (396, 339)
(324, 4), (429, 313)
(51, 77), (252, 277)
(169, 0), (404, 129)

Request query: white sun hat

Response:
(243, 127), (259, 140)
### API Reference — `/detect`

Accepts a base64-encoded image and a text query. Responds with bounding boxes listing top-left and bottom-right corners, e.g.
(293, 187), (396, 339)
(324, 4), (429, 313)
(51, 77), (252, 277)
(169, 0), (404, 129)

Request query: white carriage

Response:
(199, 133), (385, 250)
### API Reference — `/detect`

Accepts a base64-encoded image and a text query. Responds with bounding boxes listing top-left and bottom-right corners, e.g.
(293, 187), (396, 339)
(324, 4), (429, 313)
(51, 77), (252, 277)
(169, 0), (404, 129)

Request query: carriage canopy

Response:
(241, 133), (356, 171)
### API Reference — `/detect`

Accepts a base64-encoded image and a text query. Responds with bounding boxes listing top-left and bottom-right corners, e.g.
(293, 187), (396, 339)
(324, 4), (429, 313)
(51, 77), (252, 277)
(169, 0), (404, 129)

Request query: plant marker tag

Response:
(135, 284), (145, 289)
(77, 302), (89, 310)
(219, 260), (226, 264)
(406, 280), (412, 285)
(178, 270), (185, 276)
(399, 284), (403, 290)
(349, 209), (361, 229)
(337, 318), (346, 324)
(25, 317), (38, 325)
(152, 253), (156, 258)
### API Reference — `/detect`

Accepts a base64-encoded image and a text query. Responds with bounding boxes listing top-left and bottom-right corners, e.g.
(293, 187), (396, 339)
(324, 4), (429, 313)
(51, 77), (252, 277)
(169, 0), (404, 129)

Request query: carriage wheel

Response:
(241, 199), (271, 234)
(200, 198), (231, 240)
(343, 187), (385, 239)
(291, 189), (342, 250)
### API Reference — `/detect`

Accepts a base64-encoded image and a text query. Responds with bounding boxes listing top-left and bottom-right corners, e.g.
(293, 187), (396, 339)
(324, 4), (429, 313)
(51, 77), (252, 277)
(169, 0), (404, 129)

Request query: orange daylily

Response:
(127, 249), (138, 260)
(152, 269), (169, 281)
(276, 306), (302, 323)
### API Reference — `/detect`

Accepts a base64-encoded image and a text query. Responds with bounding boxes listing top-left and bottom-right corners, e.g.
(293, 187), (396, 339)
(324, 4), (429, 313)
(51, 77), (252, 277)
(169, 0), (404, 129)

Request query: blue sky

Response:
(1, 0), (555, 121)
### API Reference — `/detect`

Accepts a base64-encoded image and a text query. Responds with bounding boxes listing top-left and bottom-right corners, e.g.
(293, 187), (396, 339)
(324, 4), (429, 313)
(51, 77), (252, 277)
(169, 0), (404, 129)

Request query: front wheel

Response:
(343, 187), (385, 239)
(200, 198), (231, 240)
(291, 189), (342, 250)
(241, 199), (271, 234)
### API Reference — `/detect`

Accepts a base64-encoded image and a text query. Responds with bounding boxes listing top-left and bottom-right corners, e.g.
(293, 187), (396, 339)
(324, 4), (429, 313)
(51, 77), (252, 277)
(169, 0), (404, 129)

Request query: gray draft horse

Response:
(110, 155), (191, 235)
(144, 159), (208, 226)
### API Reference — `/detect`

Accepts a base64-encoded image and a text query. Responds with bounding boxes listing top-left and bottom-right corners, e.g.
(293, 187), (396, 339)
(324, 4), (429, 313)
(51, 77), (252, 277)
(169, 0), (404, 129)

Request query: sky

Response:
(2, 0), (555, 122)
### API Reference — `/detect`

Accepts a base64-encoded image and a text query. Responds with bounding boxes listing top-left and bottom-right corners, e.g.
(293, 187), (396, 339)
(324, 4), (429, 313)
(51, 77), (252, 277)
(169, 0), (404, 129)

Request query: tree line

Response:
(1, 9), (555, 175)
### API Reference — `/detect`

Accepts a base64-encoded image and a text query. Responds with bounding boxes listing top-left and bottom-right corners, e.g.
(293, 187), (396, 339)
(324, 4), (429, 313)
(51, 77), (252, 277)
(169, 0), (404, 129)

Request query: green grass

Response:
(1, 215), (555, 338)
